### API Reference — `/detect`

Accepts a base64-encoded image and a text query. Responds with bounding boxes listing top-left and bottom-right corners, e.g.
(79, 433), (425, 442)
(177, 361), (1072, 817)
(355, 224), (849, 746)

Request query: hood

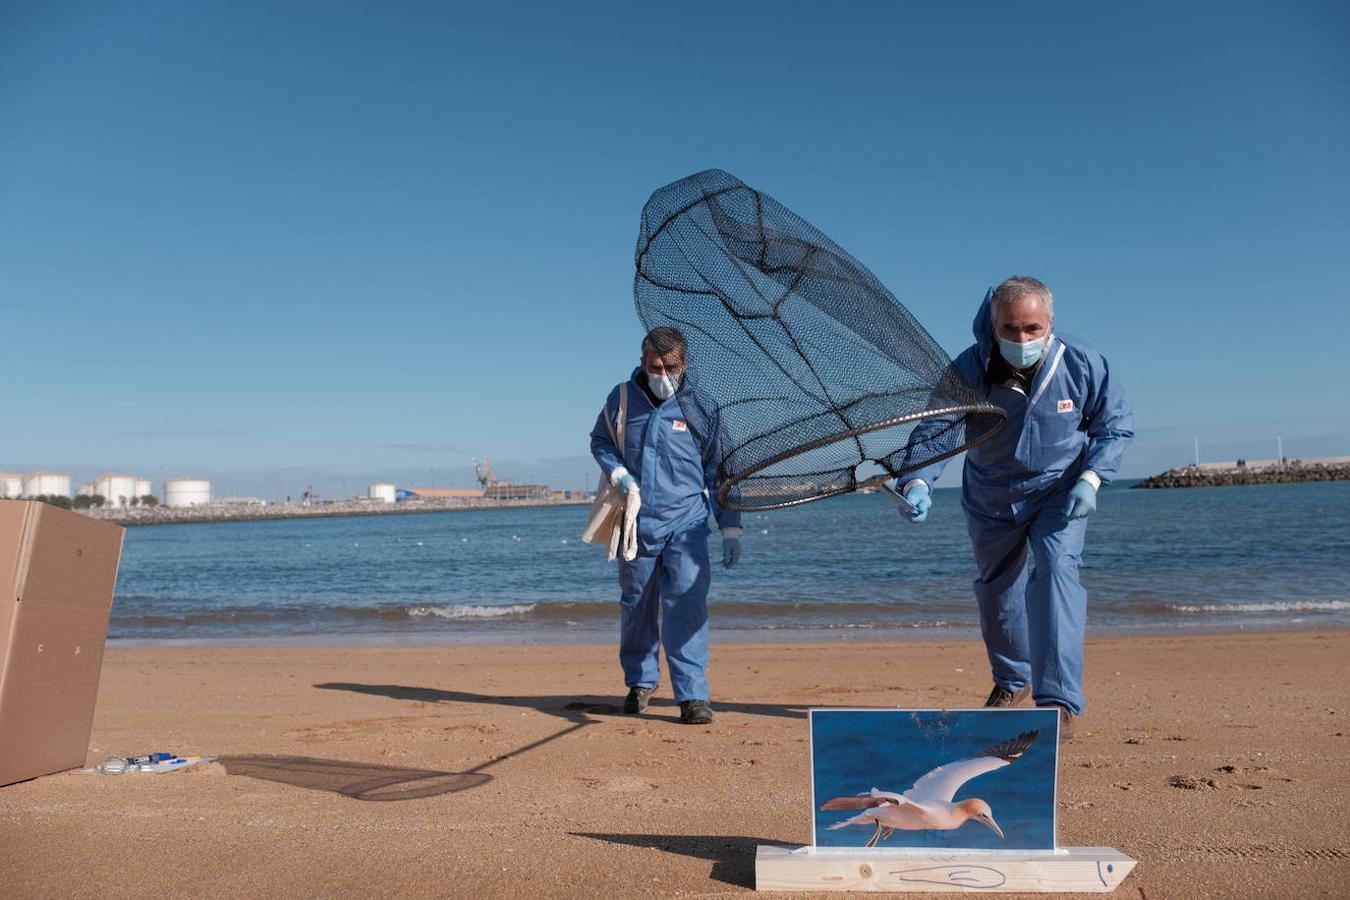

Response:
(971, 287), (996, 367)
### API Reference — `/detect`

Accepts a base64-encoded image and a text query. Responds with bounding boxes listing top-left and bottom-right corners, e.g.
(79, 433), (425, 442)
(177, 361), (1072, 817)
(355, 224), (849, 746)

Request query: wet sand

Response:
(1, 630), (1347, 898)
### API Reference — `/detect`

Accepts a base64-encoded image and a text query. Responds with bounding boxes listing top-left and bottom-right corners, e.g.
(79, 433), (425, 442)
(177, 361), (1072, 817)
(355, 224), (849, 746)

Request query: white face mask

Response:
(648, 372), (681, 399)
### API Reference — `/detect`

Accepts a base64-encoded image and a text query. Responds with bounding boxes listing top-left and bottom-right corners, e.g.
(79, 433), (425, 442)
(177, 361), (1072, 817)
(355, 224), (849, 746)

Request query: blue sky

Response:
(2, 1), (1346, 496)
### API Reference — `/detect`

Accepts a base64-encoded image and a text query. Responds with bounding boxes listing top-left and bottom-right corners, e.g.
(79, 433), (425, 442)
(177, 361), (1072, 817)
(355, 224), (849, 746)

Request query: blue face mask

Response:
(998, 335), (1048, 369)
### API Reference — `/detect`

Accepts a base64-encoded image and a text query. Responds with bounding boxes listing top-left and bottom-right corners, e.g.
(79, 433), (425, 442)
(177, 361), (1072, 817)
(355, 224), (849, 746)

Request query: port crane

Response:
(473, 457), (495, 489)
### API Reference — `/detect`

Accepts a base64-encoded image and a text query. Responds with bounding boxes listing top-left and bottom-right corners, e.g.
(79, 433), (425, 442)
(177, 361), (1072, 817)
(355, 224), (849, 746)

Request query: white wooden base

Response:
(756, 845), (1135, 893)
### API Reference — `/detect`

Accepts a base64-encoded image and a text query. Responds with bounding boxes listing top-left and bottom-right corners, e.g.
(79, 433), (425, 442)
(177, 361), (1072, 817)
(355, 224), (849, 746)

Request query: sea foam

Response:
(1170, 600), (1350, 614)
(405, 603), (538, 619)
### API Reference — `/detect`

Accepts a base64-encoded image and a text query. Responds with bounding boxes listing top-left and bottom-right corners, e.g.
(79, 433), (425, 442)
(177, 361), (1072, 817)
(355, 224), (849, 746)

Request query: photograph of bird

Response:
(819, 729), (1040, 848)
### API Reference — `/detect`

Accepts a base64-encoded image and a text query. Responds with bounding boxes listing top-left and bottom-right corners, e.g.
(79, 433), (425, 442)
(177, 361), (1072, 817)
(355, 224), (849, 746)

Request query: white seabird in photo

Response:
(820, 729), (1040, 848)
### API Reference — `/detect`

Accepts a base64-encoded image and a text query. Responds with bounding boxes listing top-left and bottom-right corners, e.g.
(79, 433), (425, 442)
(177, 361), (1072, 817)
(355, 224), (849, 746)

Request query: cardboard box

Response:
(0, 501), (124, 787)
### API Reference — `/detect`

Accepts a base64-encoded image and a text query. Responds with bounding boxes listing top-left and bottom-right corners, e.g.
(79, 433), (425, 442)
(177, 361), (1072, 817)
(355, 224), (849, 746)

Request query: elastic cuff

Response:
(720, 527), (743, 539)
(901, 478), (927, 494)
(1078, 471), (1102, 490)
(609, 466), (629, 486)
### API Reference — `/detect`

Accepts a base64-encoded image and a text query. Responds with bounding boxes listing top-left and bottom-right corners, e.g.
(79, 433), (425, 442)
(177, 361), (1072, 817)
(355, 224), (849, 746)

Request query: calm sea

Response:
(107, 480), (1350, 644)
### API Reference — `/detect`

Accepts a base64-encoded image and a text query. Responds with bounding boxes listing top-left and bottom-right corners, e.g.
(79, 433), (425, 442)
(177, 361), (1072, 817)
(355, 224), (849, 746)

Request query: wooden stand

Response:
(755, 845), (1135, 893)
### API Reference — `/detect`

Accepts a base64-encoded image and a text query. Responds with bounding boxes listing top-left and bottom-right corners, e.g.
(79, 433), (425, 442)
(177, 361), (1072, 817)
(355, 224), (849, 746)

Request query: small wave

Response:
(405, 603), (538, 620)
(1169, 600), (1350, 614)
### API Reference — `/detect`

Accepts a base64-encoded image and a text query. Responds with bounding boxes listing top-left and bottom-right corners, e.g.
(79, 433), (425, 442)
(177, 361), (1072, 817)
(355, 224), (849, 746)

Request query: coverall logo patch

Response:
(1057, 400), (1074, 413)
(672, 420), (688, 431)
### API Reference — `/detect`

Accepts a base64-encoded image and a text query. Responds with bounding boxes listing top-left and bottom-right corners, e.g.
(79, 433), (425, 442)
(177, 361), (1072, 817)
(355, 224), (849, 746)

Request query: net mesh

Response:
(634, 169), (1006, 511)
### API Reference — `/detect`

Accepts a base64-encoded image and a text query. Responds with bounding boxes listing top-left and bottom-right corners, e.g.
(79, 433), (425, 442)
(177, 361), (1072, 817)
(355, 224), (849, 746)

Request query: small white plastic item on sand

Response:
(81, 755), (217, 775)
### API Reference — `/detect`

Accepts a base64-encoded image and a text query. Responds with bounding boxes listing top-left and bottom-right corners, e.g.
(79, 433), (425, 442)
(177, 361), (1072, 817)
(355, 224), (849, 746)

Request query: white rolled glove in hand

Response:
(620, 484), (640, 562)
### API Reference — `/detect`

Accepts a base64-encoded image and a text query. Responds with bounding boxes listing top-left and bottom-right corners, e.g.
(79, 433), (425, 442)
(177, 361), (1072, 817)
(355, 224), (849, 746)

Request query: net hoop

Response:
(717, 402), (1006, 511)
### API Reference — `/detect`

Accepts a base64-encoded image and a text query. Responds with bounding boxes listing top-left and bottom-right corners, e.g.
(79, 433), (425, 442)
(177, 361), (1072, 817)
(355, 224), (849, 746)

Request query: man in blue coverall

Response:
(590, 327), (743, 725)
(899, 277), (1133, 739)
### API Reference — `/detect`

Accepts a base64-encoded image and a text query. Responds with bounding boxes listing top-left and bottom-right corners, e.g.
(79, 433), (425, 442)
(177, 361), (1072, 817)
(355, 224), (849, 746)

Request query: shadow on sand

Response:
(218, 685), (804, 801)
(312, 682), (807, 726)
(572, 832), (795, 889)
(302, 683), (807, 801)
(219, 755), (491, 801)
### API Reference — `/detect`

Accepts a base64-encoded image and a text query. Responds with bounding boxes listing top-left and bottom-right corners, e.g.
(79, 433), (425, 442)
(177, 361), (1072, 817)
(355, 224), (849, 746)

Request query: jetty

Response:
(71, 495), (590, 527)
(1132, 455), (1350, 489)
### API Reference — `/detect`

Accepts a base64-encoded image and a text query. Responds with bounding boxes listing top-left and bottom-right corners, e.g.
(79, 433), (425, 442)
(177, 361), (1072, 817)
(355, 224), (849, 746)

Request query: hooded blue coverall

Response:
(903, 291), (1134, 714)
(590, 367), (741, 702)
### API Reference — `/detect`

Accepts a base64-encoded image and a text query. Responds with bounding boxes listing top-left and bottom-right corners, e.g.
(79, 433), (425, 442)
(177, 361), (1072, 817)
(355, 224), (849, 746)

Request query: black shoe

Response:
(984, 684), (1032, 708)
(679, 699), (714, 724)
(623, 686), (655, 715)
(1039, 703), (1076, 740)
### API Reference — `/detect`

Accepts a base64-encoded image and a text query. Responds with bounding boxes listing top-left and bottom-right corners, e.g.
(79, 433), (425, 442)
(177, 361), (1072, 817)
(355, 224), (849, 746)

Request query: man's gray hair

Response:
(641, 326), (688, 360)
(990, 276), (1054, 322)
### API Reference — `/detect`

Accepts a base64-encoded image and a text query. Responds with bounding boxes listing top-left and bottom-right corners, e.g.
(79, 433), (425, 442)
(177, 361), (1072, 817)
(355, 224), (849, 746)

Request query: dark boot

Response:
(984, 684), (1032, 708)
(679, 699), (714, 724)
(1039, 703), (1076, 740)
(623, 686), (655, 715)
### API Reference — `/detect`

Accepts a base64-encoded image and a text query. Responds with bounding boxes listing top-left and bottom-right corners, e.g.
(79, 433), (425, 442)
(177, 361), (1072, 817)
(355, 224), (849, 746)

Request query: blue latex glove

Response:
(901, 482), (932, 523)
(618, 473), (638, 495)
(1064, 479), (1098, 520)
(722, 535), (742, 569)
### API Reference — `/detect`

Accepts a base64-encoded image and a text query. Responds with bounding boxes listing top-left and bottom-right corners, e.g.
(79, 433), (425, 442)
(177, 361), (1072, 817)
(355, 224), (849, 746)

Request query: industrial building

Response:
(93, 474), (141, 507)
(482, 482), (552, 502)
(367, 483), (397, 503)
(3, 470), (170, 505)
(399, 486), (484, 501)
(471, 457), (551, 502)
(163, 478), (212, 507)
(22, 473), (71, 498)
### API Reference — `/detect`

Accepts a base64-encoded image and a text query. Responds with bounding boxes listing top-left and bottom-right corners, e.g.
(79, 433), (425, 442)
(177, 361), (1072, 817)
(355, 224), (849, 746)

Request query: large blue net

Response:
(634, 169), (1005, 511)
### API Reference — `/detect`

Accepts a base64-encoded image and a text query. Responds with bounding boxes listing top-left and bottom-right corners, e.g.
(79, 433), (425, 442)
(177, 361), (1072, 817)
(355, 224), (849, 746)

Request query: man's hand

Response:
(901, 482), (932, 523)
(722, 532), (742, 569)
(1063, 479), (1097, 520)
(618, 473), (639, 496)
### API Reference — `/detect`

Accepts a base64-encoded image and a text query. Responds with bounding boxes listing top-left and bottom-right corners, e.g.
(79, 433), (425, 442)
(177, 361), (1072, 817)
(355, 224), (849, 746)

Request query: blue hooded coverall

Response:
(903, 291), (1134, 714)
(590, 367), (741, 702)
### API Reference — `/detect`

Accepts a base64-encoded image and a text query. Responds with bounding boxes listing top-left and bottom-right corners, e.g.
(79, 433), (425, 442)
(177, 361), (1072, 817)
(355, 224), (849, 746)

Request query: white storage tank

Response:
(135, 479), (152, 500)
(368, 483), (397, 503)
(23, 472), (71, 498)
(76, 482), (95, 497)
(163, 478), (212, 507)
(0, 473), (24, 498)
(94, 474), (140, 507)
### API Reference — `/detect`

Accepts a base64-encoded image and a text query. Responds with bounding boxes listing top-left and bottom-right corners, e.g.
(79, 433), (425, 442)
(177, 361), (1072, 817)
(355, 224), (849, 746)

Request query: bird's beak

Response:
(982, 816), (1004, 839)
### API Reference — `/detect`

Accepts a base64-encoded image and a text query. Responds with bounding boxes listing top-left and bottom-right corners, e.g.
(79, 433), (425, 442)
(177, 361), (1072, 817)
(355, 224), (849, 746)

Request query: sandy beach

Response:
(2, 630), (1347, 898)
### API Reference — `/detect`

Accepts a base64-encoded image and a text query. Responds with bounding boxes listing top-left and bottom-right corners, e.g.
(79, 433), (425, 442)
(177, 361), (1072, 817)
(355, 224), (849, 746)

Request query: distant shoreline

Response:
(1132, 456), (1350, 489)
(78, 496), (591, 527)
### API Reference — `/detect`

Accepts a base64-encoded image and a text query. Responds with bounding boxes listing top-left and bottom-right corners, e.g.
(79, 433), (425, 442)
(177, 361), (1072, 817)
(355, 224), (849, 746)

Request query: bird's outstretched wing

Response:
(904, 730), (1039, 803)
(820, 788), (909, 811)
